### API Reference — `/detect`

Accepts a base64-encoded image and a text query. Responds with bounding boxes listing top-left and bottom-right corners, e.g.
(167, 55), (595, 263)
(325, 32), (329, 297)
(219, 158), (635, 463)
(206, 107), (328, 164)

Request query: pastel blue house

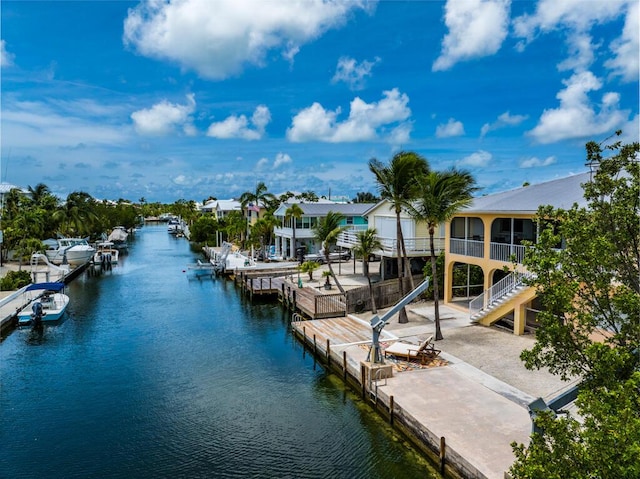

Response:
(273, 202), (374, 259)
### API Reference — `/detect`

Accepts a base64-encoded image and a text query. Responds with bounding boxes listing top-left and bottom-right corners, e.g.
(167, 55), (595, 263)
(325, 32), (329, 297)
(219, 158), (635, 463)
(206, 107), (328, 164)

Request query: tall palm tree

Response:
(52, 191), (99, 237)
(408, 169), (478, 340)
(369, 151), (429, 323)
(353, 228), (382, 314)
(251, 211), (279, 258)
(27, 183), (51, 206)
(284, 203), (304, 259)
(313, 211), (347, 294)
(239, 181), (276, 215)
(240, 182), (276, 244)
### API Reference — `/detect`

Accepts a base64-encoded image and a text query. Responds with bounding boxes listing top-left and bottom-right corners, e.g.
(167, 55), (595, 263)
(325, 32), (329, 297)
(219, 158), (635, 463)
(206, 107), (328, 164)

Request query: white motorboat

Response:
(17, 282), (70, 325)
(44, 237), (95, 266)
(93, 241), (119, 267)
(167, 218), (184, 235)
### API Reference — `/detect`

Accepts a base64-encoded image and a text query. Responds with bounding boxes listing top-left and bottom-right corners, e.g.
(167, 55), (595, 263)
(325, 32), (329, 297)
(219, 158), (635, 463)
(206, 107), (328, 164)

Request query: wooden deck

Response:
(291, 315), (396, 347)
(237, 271), (347, 320)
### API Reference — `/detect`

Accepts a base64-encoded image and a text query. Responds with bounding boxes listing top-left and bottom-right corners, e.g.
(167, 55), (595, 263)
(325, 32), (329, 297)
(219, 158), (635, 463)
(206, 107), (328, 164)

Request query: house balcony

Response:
(449, 238), (527, 264)
(273, 226), (316, 239)
(337, 228), (444, 258)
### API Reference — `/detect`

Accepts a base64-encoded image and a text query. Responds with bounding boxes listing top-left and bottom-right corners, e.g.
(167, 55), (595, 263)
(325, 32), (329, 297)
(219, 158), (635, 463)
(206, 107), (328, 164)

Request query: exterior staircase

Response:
(469, 271), (535, 325)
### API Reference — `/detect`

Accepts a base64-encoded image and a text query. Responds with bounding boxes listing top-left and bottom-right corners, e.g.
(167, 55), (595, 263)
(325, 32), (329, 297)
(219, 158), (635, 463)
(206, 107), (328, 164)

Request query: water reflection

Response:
(0, 225), (439, 479)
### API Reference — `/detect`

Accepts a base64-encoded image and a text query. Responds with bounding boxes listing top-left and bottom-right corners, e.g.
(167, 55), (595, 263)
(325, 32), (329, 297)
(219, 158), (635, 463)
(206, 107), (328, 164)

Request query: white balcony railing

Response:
(450, 238), (528, 264)
(337, 229), (445, 257)
(449, 238), (484, 258)
(273, 226), (315, 239)
(489, 243), (526, 263)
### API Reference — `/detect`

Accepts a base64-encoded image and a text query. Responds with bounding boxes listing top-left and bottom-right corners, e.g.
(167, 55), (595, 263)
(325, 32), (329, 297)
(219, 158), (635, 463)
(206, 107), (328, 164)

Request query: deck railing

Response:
(489, 243), (527, 263)
(469, 271), (534, 318)
(337, 229), (444, 257)
(449, 238), (484, 258)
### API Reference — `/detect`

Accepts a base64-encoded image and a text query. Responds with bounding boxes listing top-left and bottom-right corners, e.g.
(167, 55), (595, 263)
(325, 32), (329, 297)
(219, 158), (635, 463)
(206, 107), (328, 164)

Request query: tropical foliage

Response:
(408, 168), (478, 339)
(509, 137), (640, 478)
(369, 151), (429, 322)
(352, 228), (382, 313)
(284, 203), (304, 259)
(312, 211), (347, 294)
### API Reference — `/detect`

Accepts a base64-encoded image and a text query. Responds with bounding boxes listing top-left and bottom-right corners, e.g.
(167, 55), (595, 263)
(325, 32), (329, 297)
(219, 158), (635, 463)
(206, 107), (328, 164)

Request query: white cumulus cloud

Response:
(207, 105), (271, 140)
(131, 94), (196, 136)
(520, 156), (557, 168)
(274, 152), (292, 168)
(436, 118), (465, 138)
(527, 71), (630, 144)
(513, 0), (629, 73)
(287, 88), (411, 143)
(458, 150), (492, 167)
(331, 56), (380, 90)
(1, 40), (14, 66)
(480, 111), (528, 137)
(605, 1), (639, 82)
(123, 0), (372, 80)
(433, 0), (510, 71)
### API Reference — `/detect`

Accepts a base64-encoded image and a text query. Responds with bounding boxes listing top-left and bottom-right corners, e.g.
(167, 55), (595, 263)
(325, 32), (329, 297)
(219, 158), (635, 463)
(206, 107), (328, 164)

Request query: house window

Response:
(346, 216), (354, 225)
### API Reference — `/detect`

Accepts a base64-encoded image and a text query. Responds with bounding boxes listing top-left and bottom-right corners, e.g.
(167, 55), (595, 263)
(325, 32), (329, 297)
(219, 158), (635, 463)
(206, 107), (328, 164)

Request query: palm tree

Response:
(285, 203), (304, 259)
(369, 151), (429, 323)
(239, 181), (276, 215)
(27, 183), (51, 205)
(251, 211), (279, 258)
(408, 169), (478, 340)
(52, 191), (99, 237)
(353, 228), (382, 314)
(313, 211), (347, 294)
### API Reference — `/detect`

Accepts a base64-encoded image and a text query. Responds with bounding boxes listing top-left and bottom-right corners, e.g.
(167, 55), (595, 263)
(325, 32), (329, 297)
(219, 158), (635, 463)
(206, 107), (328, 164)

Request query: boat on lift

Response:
(107, 226), (129, 250)
(93, 241), (119, 267)
(44, 237), (95, 266)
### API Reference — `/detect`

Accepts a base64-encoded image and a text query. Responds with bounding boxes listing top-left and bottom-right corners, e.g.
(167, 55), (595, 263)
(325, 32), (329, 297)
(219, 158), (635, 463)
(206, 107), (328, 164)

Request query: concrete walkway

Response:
(328, 301), (576, 479)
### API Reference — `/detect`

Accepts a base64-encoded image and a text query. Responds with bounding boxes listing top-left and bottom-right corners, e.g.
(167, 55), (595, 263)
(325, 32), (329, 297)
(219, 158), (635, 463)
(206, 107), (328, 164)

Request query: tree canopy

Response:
(510, 136), (640, 478)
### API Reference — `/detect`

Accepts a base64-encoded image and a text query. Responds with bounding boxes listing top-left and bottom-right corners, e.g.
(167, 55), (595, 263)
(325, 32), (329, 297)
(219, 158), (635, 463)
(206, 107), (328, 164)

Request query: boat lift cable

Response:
(366, 278), (430, 364)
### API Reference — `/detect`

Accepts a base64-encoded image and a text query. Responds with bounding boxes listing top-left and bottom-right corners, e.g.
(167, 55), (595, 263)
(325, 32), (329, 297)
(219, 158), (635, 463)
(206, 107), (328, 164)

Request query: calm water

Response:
(1, 226), (437, 478)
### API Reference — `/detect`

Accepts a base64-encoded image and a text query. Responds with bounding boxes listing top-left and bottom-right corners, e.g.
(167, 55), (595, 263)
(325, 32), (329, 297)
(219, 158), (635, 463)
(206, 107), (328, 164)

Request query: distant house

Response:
(337, 200), (446, 281)
(445, 172), (591, 334)
(273, 202), (374, 259)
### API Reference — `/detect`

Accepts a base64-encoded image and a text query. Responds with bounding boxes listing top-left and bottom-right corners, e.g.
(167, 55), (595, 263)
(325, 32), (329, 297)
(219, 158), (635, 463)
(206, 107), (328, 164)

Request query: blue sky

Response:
(1, 0), (638, 203)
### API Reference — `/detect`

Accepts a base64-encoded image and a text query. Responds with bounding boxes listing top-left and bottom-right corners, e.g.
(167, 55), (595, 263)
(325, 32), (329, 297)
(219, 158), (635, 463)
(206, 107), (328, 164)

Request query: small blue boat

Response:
(17, 282), (70, 325)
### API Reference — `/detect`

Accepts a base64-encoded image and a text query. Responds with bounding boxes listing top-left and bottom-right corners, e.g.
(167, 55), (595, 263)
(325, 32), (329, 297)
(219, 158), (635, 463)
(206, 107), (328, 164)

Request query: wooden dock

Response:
(236, 270), (347, 320)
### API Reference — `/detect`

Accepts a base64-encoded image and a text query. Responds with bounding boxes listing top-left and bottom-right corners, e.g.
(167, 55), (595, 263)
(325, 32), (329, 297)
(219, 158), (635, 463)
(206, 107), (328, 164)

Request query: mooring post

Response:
(440, 436), (446, 475)
(326, 339), (330, 365)
(313, 334), (317, 355)
(389, 395), (394, 426)
(343, 351), (347, 380)
(361, 364), (366, 398)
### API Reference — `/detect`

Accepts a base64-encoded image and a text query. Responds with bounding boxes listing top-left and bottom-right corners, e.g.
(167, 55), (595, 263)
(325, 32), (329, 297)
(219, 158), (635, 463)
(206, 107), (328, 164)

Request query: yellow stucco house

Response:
(445, 172), (591, 335)
(338, 171), (592, 335)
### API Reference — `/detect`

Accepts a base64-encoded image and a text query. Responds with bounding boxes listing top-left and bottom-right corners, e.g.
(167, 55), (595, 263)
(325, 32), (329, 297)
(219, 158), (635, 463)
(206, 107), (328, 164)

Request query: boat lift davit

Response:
(366, 278), (431, 364)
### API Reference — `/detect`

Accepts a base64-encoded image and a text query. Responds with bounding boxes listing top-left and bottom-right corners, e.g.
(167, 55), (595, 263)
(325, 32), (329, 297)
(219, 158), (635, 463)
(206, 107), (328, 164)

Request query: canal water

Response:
(1, 225), (438, 478)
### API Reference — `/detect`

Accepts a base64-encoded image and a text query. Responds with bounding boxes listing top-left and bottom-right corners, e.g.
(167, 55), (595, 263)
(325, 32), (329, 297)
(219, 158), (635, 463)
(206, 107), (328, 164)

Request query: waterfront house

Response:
(273, 202), (374, 259)
(337, 200), (446, 281)
(444, 172), (590, 335)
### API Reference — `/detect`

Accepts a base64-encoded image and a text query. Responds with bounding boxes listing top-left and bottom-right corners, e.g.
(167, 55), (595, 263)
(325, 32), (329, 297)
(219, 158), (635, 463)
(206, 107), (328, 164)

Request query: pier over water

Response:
(0, 225), (438, 478)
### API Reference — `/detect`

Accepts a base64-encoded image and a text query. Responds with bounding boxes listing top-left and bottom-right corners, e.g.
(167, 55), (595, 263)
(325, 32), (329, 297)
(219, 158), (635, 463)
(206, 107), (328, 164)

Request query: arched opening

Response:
(450, 261), (484, 305)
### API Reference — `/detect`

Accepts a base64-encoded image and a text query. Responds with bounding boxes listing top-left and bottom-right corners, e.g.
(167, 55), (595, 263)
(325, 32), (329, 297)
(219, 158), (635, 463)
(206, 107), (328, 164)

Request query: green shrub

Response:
(0, 270), (32, 291)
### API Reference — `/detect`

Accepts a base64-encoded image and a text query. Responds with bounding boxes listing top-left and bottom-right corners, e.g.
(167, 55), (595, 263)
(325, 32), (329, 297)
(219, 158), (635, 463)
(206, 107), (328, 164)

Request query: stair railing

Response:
(469, 271), (534, 319)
